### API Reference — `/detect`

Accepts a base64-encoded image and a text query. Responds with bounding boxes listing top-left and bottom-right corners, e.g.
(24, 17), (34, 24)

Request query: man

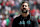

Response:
(12, 1), (38, 27)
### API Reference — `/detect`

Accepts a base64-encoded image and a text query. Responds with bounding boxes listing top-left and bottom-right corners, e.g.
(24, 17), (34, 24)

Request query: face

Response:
(21, 3), (30, 13)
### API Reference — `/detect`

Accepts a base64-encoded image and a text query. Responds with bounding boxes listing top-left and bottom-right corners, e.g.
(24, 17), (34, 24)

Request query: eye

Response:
(22, 5), (27, 7)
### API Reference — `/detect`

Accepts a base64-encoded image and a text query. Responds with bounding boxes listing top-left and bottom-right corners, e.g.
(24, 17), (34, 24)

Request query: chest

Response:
(18, 20), (33, 27)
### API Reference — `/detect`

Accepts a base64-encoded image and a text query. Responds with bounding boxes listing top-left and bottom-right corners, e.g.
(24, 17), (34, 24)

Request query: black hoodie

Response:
(12, 14), (38, 27)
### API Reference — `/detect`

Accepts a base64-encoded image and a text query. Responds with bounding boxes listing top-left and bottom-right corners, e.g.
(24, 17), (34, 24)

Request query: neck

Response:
(22, 12), (29, 17)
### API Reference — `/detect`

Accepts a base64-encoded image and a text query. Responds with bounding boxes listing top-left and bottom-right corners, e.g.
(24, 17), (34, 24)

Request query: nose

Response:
(23, 5), (25, 8)
(23, 8), (26, 9)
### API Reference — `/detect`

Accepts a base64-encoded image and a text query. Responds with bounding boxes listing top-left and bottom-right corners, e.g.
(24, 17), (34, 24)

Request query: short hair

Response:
(21, 1), (29, 6)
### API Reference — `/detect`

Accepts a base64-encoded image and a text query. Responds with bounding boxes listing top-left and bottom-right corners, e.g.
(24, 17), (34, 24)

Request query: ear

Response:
(20, 7), (22, 10)
(28, 8), (30, 10)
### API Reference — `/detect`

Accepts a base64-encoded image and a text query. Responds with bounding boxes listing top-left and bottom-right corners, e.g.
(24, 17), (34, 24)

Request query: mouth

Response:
(22, 10), (28, 13)
(23, 8), (26, 10)
(23, 10), (26, 12)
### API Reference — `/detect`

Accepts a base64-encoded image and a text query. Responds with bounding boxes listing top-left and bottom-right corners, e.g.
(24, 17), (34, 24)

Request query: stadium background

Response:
(0, 0), (40, 27)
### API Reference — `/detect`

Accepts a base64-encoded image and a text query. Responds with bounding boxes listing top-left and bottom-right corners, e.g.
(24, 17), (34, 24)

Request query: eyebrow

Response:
(22, 5), (27, 6)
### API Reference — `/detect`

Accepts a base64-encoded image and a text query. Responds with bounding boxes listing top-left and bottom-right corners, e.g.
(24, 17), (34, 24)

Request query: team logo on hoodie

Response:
(18, 20), (25, 24)
(18, 20), (31, 24)
(26, 20), (31, 24)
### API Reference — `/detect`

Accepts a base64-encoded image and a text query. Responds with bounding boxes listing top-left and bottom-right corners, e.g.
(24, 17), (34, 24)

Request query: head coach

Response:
(12, 1), (38, 27)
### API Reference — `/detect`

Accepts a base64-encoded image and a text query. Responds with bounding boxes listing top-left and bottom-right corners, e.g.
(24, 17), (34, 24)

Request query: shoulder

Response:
(2, 20), (6, 25)
(13, 15), (21, 21)
(14, 15), (20, 19)
(3, 20), (6, 23)
(30, 16), (37, 22)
